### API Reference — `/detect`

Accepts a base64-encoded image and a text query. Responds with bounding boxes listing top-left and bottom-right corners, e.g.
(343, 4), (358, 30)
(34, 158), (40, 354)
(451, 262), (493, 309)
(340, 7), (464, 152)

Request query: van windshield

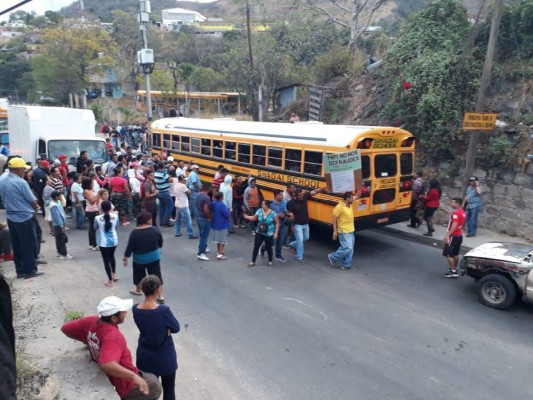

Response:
(48, 140), (108, 165)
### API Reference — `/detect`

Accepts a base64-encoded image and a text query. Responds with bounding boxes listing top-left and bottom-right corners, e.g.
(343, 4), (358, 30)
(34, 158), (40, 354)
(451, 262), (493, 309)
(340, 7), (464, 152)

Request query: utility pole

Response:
(463, 0), (504, 192)
(138, 0), (154, 121)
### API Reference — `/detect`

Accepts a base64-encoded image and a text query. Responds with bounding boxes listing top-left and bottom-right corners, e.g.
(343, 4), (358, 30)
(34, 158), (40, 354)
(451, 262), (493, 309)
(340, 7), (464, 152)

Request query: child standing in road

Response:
(50, 190), (73, 260)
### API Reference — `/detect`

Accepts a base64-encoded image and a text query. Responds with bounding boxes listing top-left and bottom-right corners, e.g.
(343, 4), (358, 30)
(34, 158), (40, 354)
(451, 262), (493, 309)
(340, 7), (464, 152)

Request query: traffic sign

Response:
(462, 112), (497, 131)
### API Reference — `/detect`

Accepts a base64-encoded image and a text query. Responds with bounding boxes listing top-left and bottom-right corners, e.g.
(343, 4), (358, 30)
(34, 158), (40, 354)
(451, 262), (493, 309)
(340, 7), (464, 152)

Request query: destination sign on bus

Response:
(256, 170), (322, 188)
(372, 137), (398, 149)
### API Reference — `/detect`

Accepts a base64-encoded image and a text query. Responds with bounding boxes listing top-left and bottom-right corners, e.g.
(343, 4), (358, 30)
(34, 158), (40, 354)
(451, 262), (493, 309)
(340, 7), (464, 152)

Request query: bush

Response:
(484, 136), (512, 168)
(312, 46), (364, 84)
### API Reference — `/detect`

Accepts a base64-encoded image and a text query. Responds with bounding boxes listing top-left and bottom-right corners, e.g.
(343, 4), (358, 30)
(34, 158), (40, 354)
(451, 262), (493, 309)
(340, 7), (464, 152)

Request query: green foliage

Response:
(328, 99), (348, 124)
(312, 45), (364, 84)
(64, 310), (85, 322)
(483, 136), (512, 168)
(522, 112), (533, 126)
(0, 53), (33, 100)
(382, 0), (481, 160)
(190, 67), (223, 91)
(89, 101), (104, 121)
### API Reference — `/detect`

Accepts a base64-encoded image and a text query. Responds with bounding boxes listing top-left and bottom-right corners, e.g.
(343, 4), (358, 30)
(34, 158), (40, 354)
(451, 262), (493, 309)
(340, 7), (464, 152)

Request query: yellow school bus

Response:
(150, 118), (416, 230)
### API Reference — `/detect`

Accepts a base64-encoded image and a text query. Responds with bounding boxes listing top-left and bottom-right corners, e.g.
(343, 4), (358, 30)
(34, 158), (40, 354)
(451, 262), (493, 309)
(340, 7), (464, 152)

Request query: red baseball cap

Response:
(40, 160), (50, 167)
(106, 143), (114, 149)
(58, 155), (67, 160)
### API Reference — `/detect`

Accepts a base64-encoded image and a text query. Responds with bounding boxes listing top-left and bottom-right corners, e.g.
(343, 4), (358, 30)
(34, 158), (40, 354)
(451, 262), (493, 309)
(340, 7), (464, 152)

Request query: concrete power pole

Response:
(139, 0), (153, 121)
(463, 0), (504, 191)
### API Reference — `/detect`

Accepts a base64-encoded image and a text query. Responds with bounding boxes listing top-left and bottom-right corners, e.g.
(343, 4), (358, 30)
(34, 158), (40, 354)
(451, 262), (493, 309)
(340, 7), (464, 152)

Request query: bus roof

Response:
(151, 118), (413, 148)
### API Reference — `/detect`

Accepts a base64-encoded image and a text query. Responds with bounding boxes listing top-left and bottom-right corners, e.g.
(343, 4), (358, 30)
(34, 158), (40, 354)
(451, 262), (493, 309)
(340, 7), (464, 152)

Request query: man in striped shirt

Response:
(154, 162), (174, 227)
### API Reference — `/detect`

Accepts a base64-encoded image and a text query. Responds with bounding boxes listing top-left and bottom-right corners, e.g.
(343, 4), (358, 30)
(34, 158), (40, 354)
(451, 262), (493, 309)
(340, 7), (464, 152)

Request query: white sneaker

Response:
(197, 253), (209, 261)
(59, 255), (73, 260)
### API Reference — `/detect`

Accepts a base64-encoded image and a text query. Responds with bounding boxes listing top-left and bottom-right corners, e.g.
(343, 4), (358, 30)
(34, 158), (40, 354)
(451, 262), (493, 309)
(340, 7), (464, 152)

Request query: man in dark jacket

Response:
(32, 159), (50, 216)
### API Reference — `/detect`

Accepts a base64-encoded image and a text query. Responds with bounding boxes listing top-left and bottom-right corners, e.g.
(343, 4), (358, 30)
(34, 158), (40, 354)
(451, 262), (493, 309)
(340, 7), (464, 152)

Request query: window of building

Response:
(286, 149), (302, 173)
(304, 150), (322, 175)
(238, 143), (250, 164)
(268, 147), (282, 168)
(225, 141), (236, 160)
(252, 145), (266, 166)
(191, 137), (200, 154)
(180, 136), (190, 152)
(201, 139), (211, 156)
(375, 154), (397, 178)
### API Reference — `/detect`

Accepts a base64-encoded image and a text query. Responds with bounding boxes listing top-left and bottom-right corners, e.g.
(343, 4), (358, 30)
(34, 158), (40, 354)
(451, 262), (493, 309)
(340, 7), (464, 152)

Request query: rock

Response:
(354, 85), (364, 91)
(514, 173), (533, 186)
(35, 374), (60, 400)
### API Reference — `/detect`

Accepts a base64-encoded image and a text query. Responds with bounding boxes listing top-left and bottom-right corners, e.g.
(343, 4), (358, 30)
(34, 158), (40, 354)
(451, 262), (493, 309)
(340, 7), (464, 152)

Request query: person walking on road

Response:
(328, 191), (358, 271)
(95, 200), (119, 288)
(133, 275), (180, 400)
(187, 164), (201, 220)
(83, 177), (102, 250)
(142, 170), (159, 228)
(172, 175), (197, 239)
(408, 171), (424, 228)
(71, 174), (86, 229)
(49, 190), (72, 260)
(109, 166), (132, 226)
(154, 162), (174, 227)
(286, 186), (328, 263)
(260, 190), (287, 262)
(196, 183), (212, 261)
(244, 177), (262, 234)
(211, 191), (231, 260)
(245, 200), (279, 267)
(123, 212), (165, 303)
(0, 157), (43, 279)
(463, 176), (482, 237)
(61, 296), (163, 400)
(442, 197), (466, 278)
(420, 178), (441, 237)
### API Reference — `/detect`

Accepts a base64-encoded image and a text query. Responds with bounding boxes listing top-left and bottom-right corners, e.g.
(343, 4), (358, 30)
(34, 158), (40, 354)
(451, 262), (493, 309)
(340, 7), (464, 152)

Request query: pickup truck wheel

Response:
(477, 274), (516, 310)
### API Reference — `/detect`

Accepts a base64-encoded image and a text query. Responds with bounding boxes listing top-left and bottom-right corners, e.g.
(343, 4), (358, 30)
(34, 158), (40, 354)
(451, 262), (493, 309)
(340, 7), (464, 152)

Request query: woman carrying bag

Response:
(244, 200), (279, 267)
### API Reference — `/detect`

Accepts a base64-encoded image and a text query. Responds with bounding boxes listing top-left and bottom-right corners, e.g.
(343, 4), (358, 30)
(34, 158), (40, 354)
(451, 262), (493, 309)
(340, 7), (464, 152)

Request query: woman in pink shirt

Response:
(83, 177), (102, 250)
(109, 166), (132, 226)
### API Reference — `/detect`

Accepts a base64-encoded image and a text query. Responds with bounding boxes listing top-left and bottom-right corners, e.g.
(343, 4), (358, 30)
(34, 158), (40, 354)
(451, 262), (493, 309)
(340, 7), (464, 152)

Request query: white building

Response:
(161, 8), (207, 27)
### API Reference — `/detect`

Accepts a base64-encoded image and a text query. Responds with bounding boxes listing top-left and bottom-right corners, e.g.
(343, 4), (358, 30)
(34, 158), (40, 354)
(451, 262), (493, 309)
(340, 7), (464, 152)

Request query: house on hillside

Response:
(162, 8), (206, 29)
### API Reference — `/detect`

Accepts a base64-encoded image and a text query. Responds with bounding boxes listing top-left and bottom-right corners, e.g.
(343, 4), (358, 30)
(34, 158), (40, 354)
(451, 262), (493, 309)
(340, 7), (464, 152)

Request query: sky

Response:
(1, 1), (219, 21)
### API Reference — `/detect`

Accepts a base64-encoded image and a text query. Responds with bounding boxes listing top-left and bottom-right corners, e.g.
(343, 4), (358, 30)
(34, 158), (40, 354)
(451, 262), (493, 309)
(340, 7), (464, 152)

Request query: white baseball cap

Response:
(97, 296), (133, 317)
(191, 164), (199, 169)
(167, 156), (174, 162)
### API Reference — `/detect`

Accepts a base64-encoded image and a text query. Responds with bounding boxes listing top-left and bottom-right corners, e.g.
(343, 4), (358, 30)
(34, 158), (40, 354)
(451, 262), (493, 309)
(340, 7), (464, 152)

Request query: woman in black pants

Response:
(123, 212), (165, 302)
(93, 201), (119, 287)
(83, 177), (101, 251)
(244, 200), (279, 267)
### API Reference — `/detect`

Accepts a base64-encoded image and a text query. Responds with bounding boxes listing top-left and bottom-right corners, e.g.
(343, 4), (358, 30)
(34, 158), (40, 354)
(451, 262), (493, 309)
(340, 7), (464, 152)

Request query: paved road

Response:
(33, 220), (533, 400)
(109, 224), (531, 400)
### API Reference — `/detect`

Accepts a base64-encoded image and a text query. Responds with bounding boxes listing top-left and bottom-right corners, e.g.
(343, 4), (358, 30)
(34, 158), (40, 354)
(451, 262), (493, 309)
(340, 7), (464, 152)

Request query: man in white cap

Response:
(0, 157), (42, 279)
(61, 296), (162, 399)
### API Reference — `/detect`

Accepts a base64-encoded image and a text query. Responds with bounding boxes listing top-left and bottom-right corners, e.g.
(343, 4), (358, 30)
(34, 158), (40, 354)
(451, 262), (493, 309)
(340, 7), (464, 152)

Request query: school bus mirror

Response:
(400, 137), (416, 147)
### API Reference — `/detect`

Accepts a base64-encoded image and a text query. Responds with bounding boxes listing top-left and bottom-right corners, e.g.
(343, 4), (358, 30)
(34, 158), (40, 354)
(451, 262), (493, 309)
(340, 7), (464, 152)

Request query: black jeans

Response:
(99, 246), (117, 281)
(86, 211), (98, 247)
(53, 226), (67, 256)
(252, 233), (273, 262)
(409, 199), (421, 226)
(7, 218), (38, 276)
(160, 372), (176, 400)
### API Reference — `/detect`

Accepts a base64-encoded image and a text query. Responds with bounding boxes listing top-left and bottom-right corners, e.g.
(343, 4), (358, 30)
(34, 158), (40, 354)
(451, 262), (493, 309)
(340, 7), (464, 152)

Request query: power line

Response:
(0, 0), (34, 17)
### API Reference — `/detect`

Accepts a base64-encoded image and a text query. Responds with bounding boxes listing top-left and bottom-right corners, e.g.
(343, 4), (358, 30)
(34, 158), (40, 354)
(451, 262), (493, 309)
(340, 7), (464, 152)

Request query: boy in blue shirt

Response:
(50, 191), (73, 260)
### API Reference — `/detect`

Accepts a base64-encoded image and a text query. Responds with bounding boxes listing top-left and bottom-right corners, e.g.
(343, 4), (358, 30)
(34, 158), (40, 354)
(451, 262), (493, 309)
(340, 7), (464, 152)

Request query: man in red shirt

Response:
(442, 197), (466, 278)
(61, 296), (162, 399)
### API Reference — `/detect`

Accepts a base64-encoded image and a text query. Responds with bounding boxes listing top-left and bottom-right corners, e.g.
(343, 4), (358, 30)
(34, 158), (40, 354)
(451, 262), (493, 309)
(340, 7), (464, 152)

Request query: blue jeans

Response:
(197, 218), (211, 255)
(189, 191), (199, 220)
(111, 137), (118, 149)
(175, 207), (196, 237)
(329, 232), (355, 268)
(72, 204), (85, 228)
(290, 224), (310, 260)
(157, 191), (173, 225)
(274, 224), (287, 258)
(465, 205), (481, 235)
(7, 218), (38, 276)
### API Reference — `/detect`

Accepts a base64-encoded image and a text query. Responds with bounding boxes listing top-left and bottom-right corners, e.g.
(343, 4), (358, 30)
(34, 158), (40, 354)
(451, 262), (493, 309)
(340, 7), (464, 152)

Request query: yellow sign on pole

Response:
(462, 112), (497, 131)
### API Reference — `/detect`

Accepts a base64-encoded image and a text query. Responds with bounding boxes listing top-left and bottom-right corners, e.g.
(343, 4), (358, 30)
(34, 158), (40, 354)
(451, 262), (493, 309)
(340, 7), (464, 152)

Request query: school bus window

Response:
(153, 133), (161, 147)
(172, 135), (180, 150)
(238, 143), (250, 164)
(362, 155), (370, 179)
(375, 154), (397, 178)
(268, 147), (282, 168)
(163, 134), (171, 149)
(201, 139), (211, 156)
(304, 151), (322, 175)
(286, 149), (302, 173)
(180, 136), (190, 152)
(400, 153), (413, 175)
(225, 141), (236, 160)
(253, 145), (266, 166)
(191, 138), (200, 153)
(213, 140), (223, 158)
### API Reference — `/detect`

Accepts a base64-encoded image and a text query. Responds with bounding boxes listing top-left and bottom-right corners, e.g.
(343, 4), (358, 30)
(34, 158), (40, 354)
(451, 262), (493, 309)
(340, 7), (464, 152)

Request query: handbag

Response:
(257, 222), (268, 234)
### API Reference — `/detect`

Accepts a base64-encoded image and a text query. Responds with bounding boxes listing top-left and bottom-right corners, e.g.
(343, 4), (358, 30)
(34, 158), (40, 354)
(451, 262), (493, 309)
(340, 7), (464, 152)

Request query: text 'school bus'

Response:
(150, 118), (416, 230)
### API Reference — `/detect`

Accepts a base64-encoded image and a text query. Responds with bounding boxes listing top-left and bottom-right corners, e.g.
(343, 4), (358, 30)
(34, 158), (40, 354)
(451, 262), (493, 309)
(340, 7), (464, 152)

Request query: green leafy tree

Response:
(382, 0), (482, 161)
(111, 10), (141, 90)
(190, 67), (223, 91)
(31, 26), (117, 104)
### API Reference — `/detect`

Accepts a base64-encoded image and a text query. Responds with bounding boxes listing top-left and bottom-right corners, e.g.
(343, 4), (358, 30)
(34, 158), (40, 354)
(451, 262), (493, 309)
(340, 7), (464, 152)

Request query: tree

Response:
(111, 10), (141, 91)
(297, 0), (386, 52)
(190, 66), (223, 91)
(31, 26), (117, 104)
(382, 0), (482, 161)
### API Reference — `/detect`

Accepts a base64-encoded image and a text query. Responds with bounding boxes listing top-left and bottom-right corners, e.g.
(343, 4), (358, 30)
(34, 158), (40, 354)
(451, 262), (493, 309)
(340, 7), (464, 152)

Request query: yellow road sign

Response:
(462, 112), (497, 131)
